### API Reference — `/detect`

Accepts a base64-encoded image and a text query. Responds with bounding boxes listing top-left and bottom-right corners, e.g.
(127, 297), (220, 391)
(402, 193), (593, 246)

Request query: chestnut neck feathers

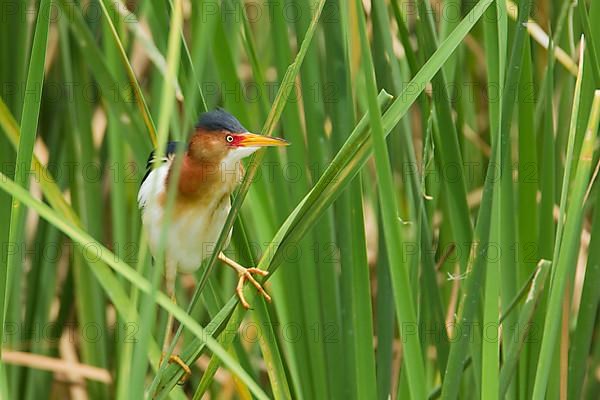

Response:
(163, 109), (250, 202)
(167, 129), (242, 200)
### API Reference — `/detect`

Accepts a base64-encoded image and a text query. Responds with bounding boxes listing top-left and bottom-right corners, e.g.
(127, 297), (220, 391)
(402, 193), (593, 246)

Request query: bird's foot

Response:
(236, 267), (271, 309)
(218, 252), (271, 309)
(160, 353), (191, 384)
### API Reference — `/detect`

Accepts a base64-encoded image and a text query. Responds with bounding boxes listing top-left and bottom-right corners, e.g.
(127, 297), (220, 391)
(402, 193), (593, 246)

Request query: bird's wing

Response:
(140, 141), (181, 186)
(137, 141), (182, 209)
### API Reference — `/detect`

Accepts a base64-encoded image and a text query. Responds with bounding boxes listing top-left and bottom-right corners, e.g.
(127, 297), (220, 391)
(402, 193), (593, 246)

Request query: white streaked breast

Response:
(137, 161), (232, 273)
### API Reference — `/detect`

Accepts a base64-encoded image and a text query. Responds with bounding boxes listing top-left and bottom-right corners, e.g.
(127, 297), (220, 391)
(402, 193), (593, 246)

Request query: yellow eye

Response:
(226, 135), (234, 143)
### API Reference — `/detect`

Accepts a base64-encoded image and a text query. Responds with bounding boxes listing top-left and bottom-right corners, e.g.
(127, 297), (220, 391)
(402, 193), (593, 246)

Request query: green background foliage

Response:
(1, 0), (599, 399)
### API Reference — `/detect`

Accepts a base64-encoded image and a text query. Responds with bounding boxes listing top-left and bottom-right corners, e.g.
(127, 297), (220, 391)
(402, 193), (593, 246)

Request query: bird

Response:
(137, 108), (288, 378)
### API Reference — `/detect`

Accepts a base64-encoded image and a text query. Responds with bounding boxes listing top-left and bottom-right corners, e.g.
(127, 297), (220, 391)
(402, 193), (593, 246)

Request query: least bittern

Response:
(137, 109), (288, 380)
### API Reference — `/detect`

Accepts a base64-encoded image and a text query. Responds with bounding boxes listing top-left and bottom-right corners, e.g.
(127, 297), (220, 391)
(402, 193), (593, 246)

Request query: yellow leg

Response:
(218, 252), (271, 309)
(161, 260), (191, 384)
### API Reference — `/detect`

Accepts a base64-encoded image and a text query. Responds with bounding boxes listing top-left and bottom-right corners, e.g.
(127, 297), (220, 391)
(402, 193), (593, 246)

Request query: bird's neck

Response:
(170, 154), (241, 198)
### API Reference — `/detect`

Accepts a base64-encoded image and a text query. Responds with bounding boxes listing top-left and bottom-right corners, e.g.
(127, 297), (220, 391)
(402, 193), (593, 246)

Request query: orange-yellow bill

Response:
(238, 133), (289, 147)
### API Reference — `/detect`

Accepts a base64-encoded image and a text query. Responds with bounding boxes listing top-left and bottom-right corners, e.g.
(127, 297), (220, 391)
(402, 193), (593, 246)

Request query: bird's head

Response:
(188, 109), (288, 164)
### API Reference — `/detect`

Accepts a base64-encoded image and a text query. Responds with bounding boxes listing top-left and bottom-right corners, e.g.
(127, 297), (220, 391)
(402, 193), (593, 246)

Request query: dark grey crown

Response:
(195, 109), (247, 133)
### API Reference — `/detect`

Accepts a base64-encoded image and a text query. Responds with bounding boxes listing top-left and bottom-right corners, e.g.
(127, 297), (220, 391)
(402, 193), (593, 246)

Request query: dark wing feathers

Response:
(140, 141), (182, 186)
